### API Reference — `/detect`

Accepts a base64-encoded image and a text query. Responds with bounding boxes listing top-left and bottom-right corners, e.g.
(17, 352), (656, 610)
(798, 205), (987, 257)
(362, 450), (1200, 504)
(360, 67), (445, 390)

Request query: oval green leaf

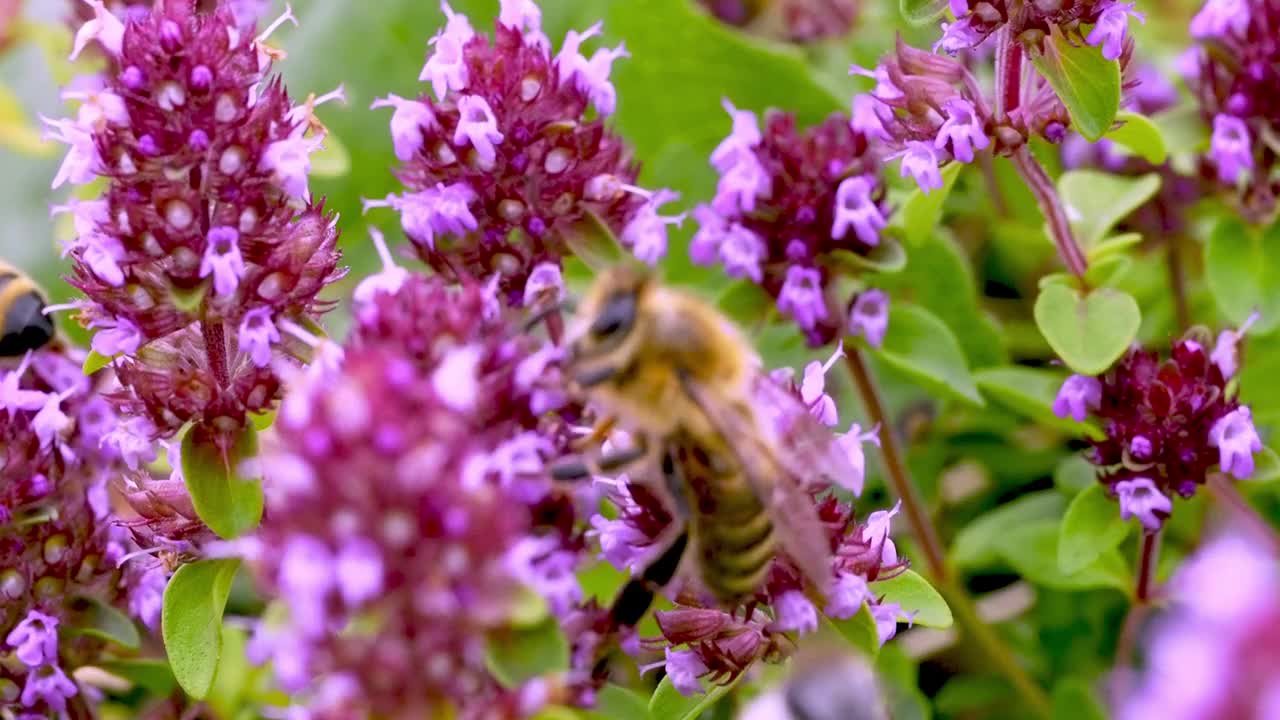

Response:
(715, 279), (775, 329)
(484, 616), (569, 689)
(83, 349), (114, 375)
(998, 521), (1128, 592)
(974, 365), (1104, 439)
(899, 0), (951, 24)
(875, 570), (952, 629)
(952, 491), (1068, 569)
(1104, 111), (1168, 164)
(1205, 217), (1280, 334)
(870, 302), (985, 407)
(896, 162), (963, 246)
(820, 605), (881, 659)
(162, 558), (241, 700)
(1034, 284), (1140, 375)
(1027, 28), (1121, 142)
(1058, 484), (1133, 574)
(1054, 454), (1097, 496)
(648, 674), (737, 720)
(64, 595), (141, 650)
(585, 685), (653, 720)
(562, 210), (628, 272)
(825, 236), (908, 275)
(97, 659), (178, 696)
(181, 424), (264, 539)
(1057, 170), (1160, 251)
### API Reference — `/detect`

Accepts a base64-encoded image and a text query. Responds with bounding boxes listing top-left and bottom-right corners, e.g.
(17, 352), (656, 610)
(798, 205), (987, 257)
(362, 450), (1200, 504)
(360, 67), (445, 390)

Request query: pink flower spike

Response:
(88, 314), (142, 357)
(849, 289), (890, 348)
(832, 175), (886, 246)
(353, 228), (409, 306)
(370, 94), (437, 162)
(896, 141), (944, 192)
(1086, 2), (1145, 61)
(453, 94), (505, 166)
(664, 648), (709, 697)
(620, 188), (684, 265)
(1052, 374), (1102, 422)
(522, 262), (564, 308)
(6, 609), (59, 668)
(1210, 312), (1260, 379)
(836, 422), (880, 496)
(1210, 114), (1253, 184)
(801, 341), (845, 427)
(777, 265), (827, 331)
(1209, 407), (1263, 479)
(420, 1), (475, 99)
(934, 97), (989, 163)
(773, 590), (819, 634)
(710, 98), (763, 173)
(1114, 477), (1173, 530)
(238, 307), (281, 368)
(259, 133), (323, 199)
(70, 0), (125, 60)
(1189, 0), (1250, 38)
(825, 572), (872, 619)
(200, 226), (247, 297)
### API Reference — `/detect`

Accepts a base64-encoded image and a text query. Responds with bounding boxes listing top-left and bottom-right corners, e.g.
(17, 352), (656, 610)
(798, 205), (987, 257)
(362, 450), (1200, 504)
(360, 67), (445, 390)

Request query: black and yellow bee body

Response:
(0, 261), (55, 357)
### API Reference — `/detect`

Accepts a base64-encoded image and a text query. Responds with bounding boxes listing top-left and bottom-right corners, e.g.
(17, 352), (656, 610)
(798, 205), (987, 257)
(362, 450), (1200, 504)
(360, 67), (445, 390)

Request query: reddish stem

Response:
(1134, 530), (1160, 603)
(546, 309), (565, 347)
(843, 348), (947, 580)
(203, 320), (229, 388)
(1011, 147), (1089, 279)
(995, 28), (1023, 119)
(1166, 234), (1192, 332)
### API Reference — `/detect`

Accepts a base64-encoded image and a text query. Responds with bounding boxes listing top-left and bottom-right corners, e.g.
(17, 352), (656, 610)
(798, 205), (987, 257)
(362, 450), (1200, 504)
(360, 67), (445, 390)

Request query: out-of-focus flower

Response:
(368, 1), (673, 306)
(1052, 327), (1262, 530)
(1119, 533), (1280, 719)
(1183, 0), (1280, 221)
(246, 274), (580, 718)
(49, 2), (344, 442)
(691, 102), (888, 345)
(0, 349), (156, 717)
(698, 0), (860, 44)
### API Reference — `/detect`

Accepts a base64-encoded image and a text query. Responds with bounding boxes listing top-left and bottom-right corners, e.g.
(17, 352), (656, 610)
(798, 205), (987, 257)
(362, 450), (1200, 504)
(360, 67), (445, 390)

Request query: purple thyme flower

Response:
(848, 289), (890, 349)
(1053, 326), (1263, 529)
(939, 0), (1138, 57)
(246, 274), (580, 718)
(1184, 0), (1280, 220)
(369, 1), (672, 306)
(693, 105), (889, 345)
(1, 347), (158, 717)
(49, 2), (344, 442)
(1119, 533), (1280, 720)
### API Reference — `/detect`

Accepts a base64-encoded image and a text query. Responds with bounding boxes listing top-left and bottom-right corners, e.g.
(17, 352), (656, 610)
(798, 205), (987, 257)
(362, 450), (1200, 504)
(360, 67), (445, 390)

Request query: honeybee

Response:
(555, 266), (861, 629)
(0, 260), (55, 357)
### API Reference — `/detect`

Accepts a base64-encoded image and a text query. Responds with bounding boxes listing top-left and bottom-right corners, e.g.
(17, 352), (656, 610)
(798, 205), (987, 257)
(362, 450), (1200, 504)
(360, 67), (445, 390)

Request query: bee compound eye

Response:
(590, 291), (636, 340)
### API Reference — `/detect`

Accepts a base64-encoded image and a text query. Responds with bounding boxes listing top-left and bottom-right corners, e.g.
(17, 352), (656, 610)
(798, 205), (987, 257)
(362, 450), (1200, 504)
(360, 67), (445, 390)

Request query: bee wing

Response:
(749, 373), (863, 494)
(677, 372), (833, 595)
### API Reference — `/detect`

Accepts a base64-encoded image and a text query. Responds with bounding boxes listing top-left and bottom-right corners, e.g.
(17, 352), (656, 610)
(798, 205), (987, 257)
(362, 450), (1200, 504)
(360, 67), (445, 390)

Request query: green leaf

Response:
(896, 162), (963, 246)
(249, 410), (277, 432)
(871, 302), (984, 407)
(1104, 111), (1168, 165)
(562, 211), (628, 272)
(648, 675), (736, 720)
(1246, 446), (1280, 484)
(181, 424), (264, 539)
(997, 521), (1128, 592)
(1034, 284), (1140, 375)
(1051, 677), (1107, 720)
(311, 129), (351, 178)
(875, 570), (952, 628)
(899, 0), (951, 24)
(484, 616), (569, 689)
(585, 685), (653, 720)
(975, 365), (1104, 439)
(64, 596), (141, 650)
(1054, 454), (1097, 496)
(715, 280), (775, 329)
(1027, 28), (1121, 142)
(162, 558), (241, 700)
(1205, 217), (1280, 334)
(83, 350), (115, 375)
(207, 625), (253, 720)
(97, 659), (177, 696)
(824, 236), (908, 275)
(1057, 171), (1161, 251)
(1088, 233), (1143, 262)
(1059, 484), (1133, 574)
(951, 491), (1067, 569)
(820, 606), (881, 659)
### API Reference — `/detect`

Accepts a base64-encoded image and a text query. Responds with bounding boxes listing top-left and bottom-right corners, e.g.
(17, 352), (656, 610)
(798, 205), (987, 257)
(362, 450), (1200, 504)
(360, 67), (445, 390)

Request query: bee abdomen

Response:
(699, 501), (777, 602)
(0, 271), (54, 358)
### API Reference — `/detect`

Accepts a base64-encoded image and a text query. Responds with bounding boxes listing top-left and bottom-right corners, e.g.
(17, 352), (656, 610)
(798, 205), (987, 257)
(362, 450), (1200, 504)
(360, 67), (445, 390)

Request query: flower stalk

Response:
(843, 347), (1052, 718)
(1134, 530), (1160, 603)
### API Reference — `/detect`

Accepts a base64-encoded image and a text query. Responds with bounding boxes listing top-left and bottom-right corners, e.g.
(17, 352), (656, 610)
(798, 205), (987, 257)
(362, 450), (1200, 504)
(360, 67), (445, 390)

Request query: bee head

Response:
(564, 265), (654, 387)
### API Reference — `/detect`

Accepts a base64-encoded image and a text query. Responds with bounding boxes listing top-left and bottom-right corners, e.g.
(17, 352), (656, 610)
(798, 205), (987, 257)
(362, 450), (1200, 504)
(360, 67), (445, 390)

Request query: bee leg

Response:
(572, 415), (618, 452)
(608, 529), (690, 629)
(598, 435), (649, 473)
(549, 458), (594, 481)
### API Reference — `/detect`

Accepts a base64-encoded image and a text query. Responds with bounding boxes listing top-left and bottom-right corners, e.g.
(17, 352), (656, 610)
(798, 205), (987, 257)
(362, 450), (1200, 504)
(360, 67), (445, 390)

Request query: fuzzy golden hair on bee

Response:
(0, 259), (56, 357)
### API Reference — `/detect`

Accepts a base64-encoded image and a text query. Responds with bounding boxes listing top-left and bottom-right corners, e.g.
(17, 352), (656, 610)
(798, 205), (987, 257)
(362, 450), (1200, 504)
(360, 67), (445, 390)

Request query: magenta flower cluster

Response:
(1184, 0), (1280, 221)
(0, 349), (158, 716)
(243, 274), (580, 718)
(47, 0), (343, 442)
(937, 0), (1143, 60)
(1053, 326), (1262, 530)
(692, 104), (891, 346)
(367, 1), (680, 307)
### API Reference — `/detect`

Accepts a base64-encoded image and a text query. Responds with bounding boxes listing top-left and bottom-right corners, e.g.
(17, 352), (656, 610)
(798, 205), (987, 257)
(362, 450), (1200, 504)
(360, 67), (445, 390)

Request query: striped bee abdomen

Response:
(673, 437), (777, 603)
(0, 266), (55, 357)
